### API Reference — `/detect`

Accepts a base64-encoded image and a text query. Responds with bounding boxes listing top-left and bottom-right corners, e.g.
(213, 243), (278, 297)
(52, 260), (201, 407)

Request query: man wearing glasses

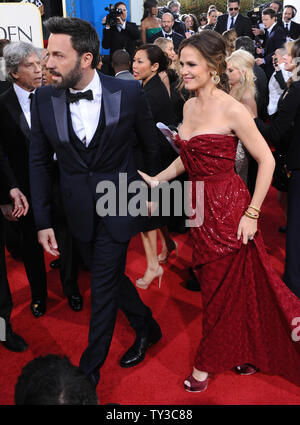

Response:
(214, 0), (252, 37)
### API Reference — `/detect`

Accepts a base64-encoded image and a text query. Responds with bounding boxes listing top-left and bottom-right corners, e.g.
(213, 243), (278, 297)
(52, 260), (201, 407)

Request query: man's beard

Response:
(50, 57), (83, 89)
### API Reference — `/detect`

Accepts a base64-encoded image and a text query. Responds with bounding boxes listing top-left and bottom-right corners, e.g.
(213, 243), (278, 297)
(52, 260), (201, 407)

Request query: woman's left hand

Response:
(237, 215), (257, 244)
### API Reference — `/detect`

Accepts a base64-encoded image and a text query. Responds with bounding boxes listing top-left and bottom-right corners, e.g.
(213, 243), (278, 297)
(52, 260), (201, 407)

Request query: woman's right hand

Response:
(138, 170), (159, 188)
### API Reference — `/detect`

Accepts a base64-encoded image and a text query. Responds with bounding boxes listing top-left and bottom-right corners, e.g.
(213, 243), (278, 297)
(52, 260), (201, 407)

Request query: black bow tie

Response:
(67, 89), (93, 104)
(165, 33), (172, 38)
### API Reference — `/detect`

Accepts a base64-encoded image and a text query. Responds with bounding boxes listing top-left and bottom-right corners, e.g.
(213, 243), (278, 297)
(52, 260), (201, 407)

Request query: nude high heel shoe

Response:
(136, 266), (164, 289)
(157, 240), (178, 264)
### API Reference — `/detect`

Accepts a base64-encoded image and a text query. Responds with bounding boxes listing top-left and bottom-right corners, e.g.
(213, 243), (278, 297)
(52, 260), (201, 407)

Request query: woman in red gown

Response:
(139, 31), (300, 392)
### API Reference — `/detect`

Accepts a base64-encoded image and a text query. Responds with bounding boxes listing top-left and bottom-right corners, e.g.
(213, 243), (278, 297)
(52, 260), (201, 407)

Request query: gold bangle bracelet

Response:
(248, 205), (261, 213)
(245, 210), (259, 219)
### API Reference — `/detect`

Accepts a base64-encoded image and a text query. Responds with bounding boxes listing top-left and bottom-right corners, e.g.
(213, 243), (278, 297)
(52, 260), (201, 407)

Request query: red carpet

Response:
(1, 187), (300, 405)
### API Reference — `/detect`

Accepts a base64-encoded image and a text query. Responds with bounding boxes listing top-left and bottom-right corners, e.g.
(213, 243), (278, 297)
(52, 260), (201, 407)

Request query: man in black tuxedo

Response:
(0, 42), (49, 318)
(29, 17), (162, 387)
(282, 5), (300, 40)
(255, 8), (286, 80)
(149, 12), (185, 52)
(214, 0), (252, 38)
(102, 2), (140, 75)
(0, 150), (29, 352)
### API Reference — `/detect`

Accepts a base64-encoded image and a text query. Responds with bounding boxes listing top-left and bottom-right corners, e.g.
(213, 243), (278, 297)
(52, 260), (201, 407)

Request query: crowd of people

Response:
(0, 0), (300, 404)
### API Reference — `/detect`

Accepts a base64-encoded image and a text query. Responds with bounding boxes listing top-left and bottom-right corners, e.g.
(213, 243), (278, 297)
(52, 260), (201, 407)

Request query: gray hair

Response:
(3, 41), (41, 83)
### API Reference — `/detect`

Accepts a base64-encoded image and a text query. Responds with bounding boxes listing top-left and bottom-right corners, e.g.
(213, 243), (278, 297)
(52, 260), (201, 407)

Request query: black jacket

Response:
(29, 72), (161, 243)
(102, 22), (140, 58)
(214, 13), (252, 37)
(283, 20), (300, 40)
(255, 81), (300, 171)
(261, 24), (286, 79)
(149, 30), (185, 52)
(0, 86), (31, 200)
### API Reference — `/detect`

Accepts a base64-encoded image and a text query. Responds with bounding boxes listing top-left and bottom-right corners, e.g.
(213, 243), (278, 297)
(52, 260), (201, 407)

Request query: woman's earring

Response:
(212, 71), (220, 85)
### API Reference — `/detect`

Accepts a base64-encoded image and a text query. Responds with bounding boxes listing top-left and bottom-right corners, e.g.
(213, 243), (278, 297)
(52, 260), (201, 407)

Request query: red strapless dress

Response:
(176, 134), (300, 387)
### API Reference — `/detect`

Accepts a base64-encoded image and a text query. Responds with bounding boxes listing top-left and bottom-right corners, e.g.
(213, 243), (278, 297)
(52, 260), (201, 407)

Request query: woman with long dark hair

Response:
(140, 0), (161, 44)
(139, 31), (300, 392)
(132, 44), (178, 289)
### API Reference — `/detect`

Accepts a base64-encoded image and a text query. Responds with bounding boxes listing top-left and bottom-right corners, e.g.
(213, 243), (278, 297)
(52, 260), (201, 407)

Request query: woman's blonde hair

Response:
(226, 49), (256, 102)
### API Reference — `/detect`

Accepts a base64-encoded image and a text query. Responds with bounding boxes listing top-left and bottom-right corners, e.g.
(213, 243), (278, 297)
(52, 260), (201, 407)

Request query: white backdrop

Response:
(283, 1), (299, 23)
(0, 2), (43, 47)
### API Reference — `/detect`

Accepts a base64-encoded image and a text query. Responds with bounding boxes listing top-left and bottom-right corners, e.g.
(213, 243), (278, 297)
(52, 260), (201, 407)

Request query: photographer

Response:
(102, 2), (140, 75)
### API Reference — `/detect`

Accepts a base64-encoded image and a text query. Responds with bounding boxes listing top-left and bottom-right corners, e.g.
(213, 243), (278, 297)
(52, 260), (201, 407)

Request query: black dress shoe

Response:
(120, 320), (162, 368)
(67, 294), (83, 311)
(50, 258), (61, 269)
(1, 324), (28, 352)
(30, 299), (46, 318)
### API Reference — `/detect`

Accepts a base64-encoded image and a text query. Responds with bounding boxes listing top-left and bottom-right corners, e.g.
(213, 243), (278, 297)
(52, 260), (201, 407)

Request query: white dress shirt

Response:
(268, 63), (291, 116)
(69, 70), (102, 147)
(227, 14), (238, 30)
(13, 83), (34, 129)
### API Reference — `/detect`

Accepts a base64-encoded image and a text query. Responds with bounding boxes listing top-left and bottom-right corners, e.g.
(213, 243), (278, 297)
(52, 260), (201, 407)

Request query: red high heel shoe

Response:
(184, 374), (209, 393)
(136, 266), (164, 289)
(157, 241), (178, 264)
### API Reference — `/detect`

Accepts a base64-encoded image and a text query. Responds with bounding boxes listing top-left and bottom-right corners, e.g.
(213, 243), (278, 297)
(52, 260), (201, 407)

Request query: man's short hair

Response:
(167, 1), (180, 9)
(228, 0), (240, 5)
(115, 1), (126, 8)
(112, 49), (131, 68)
(44, 17), (100, 69)
(162, 12), (174, 21)
(3, 41), (41, 83)
(14, 354), (98, 405)
(262, 8), (277, 19)
(235, 36), (255, 56)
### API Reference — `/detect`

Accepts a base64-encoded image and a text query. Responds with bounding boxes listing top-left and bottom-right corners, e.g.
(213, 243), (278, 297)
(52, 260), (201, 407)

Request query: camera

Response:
(247, 2), (282, 28)
(104, 4), (123, 28)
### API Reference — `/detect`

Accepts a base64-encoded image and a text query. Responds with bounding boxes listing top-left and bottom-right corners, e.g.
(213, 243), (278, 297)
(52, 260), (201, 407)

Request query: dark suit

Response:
(149, 30), (185, 52)
(29, 71), (162, 382)
(283, 20), (300, 40)
(0, 148), (14, 324)
(261, 24), (286, 79)
(0, 86), (47, 303)
(214, 13), (252, 37)
(255, 81), (300, 298)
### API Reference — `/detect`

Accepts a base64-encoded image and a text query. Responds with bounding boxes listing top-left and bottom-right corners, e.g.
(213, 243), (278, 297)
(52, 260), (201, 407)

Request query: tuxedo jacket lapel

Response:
(6, 87), (31, 149)
(51, 88), (88, 169)
(91, 74), (121, 167)
(51, 89), (69, 143)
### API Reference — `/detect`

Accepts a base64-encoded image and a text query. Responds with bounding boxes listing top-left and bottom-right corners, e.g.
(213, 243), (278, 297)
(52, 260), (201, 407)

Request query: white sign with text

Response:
(0, 2), (43, 47)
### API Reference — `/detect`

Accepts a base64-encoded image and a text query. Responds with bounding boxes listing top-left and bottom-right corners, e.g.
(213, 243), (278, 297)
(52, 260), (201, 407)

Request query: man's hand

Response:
(116, 16), (125, 25)
(9, 188), (29, 218)
(0, 204), (18, 222)
(38, 228), (60, 257)
(252, 27), (264, 36)
(255, 58), (264, 66)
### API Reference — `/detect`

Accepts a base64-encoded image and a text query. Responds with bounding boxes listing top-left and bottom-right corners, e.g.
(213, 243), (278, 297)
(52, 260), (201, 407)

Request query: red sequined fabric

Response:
(176, 134), (300, 387)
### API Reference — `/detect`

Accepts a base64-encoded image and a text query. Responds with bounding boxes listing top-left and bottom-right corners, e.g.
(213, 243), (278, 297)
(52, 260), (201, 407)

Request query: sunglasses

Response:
(229, 7), (239, 11)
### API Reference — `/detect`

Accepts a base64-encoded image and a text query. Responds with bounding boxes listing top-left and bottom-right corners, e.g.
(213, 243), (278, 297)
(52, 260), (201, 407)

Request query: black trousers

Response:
(79, 218), (152, 382)
(18, 210), (47, 301)
(0, 214), (13, 323)
(284, 169), (300, 298)
(52, 162), (80, 296)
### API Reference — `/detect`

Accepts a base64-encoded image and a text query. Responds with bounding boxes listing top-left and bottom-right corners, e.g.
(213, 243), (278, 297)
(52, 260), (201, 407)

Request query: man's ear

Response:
(81, 52), (93, 69)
